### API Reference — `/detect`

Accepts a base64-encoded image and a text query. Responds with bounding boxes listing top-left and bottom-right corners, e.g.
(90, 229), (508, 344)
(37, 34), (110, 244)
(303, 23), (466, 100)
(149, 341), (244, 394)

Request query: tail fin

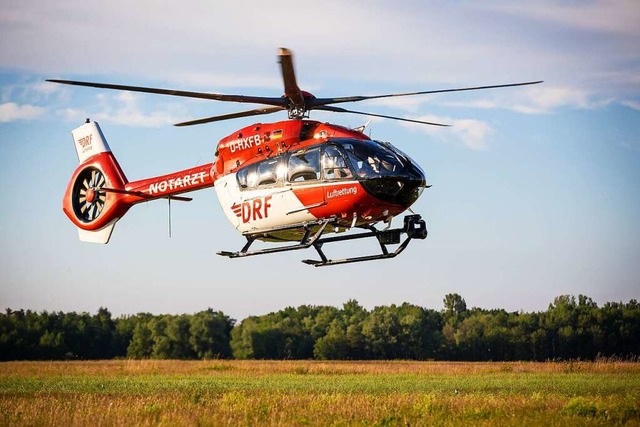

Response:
(71, 119), (112, 162)
(62, 120), (129, 244)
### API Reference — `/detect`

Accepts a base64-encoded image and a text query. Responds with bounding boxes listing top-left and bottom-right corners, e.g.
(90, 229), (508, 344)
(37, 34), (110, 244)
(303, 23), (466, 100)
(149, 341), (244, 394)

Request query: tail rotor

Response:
(73, 167), (107, 223)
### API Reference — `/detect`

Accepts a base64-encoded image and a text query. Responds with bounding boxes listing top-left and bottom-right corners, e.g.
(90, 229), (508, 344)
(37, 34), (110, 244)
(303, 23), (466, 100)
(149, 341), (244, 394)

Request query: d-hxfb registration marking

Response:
(229, 134), (261, 153)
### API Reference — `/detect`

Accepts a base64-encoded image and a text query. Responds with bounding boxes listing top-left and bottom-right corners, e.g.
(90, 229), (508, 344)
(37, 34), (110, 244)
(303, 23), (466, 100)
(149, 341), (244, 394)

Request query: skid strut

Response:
(217, 214), (427, 267)
(217, 219), (333, 258)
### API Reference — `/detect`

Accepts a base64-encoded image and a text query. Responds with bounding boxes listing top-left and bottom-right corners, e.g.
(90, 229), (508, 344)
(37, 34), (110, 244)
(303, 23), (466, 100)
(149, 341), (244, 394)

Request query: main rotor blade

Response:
(315, 106), (450, 127)
(311, 81), (544, 107)
(174, 106), (285, 127)
(46, 79), (288, 107)
(278, 48), (305, 111)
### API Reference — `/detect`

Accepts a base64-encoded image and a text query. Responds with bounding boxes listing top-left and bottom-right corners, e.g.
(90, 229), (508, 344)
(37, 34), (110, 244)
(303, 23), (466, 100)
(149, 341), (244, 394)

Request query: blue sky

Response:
(1, 1), (638, 319)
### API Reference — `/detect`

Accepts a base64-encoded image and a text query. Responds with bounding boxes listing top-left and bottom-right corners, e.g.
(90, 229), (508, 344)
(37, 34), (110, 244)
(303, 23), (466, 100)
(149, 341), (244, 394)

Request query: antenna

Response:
(168, 197), (172, 238)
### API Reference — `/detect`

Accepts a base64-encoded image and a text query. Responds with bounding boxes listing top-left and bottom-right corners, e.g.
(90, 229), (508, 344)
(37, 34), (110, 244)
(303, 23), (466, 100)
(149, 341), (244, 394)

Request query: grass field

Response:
(1, 360), (639, 426)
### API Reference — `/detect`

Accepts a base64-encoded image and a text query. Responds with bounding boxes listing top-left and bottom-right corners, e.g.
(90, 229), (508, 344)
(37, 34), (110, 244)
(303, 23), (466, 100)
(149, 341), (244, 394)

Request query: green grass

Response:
(1, 360), (639, 426)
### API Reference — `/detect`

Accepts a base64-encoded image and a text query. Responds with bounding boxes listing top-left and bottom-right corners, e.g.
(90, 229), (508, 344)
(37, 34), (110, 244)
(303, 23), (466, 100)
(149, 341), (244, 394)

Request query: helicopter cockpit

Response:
(335, 139), (427, 207)
(236, 138), (426, 208)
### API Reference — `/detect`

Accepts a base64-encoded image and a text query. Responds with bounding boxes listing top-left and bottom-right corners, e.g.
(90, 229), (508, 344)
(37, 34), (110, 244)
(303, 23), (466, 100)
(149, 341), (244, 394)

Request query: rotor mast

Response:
(278, 47), (308, 120)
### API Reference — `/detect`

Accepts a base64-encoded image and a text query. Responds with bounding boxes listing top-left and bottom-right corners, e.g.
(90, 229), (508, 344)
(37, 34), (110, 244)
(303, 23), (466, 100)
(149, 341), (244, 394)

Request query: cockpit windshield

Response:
(336, 139), (406, 179)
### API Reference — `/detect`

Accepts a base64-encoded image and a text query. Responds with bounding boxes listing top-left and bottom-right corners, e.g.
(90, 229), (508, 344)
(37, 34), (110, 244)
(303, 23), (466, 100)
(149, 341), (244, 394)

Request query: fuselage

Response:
(213, 120), (427, 241)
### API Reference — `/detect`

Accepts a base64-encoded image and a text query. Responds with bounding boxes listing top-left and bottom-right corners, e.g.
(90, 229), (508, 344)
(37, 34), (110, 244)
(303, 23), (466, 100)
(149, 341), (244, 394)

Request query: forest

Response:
(1, 294), (638, 361)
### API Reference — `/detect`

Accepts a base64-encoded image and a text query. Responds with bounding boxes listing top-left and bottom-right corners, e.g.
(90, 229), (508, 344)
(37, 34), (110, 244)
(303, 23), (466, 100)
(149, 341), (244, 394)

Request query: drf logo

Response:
(231, 195), (272, 223)
(77, 134), (93, 150)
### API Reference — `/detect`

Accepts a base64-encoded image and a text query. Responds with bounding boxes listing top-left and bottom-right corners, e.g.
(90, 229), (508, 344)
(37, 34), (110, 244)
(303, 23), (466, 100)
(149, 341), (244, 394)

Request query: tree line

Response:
(1, 294), (638, 361)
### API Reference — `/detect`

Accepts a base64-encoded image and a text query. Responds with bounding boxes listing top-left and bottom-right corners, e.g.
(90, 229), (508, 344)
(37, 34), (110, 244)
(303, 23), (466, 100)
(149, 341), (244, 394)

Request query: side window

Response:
(257, 158), (279, 186)
(288, 148), (321, 182)
(322, 145), (353, 180)
(237, 164), (257, 189)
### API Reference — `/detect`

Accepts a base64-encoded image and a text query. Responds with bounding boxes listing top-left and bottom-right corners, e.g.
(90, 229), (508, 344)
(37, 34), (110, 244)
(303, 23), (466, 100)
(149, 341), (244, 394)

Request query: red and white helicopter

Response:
(49, 48), (541, 266)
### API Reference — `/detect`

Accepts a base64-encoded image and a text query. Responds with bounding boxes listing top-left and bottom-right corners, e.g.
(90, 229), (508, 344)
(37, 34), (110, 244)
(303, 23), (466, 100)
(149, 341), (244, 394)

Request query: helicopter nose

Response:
(401, 162), (428, 205)
(360, 162), (427, 208)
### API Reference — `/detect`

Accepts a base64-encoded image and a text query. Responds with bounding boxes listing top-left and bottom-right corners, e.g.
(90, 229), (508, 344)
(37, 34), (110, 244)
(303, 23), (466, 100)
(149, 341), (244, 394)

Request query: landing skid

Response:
(217, 214), (427, 267)
(217, 219), (332, 259)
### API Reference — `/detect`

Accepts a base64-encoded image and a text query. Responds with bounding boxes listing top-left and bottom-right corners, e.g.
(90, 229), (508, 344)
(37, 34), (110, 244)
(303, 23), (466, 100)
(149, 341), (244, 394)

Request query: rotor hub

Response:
(85, 188), (96, 203)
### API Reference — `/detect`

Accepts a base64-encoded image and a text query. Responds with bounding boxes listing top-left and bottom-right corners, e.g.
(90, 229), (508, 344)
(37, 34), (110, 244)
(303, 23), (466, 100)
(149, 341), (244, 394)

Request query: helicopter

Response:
(48, 48), (541, 267)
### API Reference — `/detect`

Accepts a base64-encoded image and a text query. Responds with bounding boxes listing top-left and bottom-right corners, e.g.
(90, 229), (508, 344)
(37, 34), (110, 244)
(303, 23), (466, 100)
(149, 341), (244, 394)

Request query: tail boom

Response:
(123, 164), (214, 203)
(63, 120), (215, 243)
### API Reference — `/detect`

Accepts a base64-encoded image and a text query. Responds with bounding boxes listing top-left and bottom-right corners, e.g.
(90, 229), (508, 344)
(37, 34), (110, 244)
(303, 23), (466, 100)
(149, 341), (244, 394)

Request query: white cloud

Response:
(2, 1), (638, 118)
(356, 84), (595, 118)
(95, 110), (175, 128)
(341, 83), (604, 116)
(366, 95), (436, 113)
(515, 86), (594, 113)
(0, 102), (45, 122)
(622, 100), (640, 111)
(2, 81), (48, 101)
(487, 1), (640, 37)
(174, 72), (281, 91)
(31, 81), (62, 97)
(56, 92), (182, 127)
(405, 115), (492, 151)
(434, 85), (608, 114)
(58, 107), (88, 123)
(451, 119), (492, 150)
(94, 93), (180, 127)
